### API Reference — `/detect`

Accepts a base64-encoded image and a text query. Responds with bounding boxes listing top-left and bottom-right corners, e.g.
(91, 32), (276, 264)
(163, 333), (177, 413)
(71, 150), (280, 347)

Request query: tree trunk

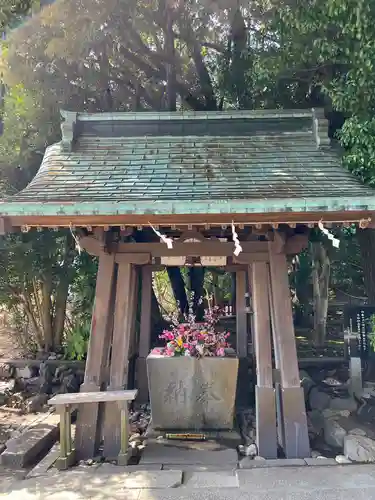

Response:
(53, 235), (76, 348)
(40, 277), (53, 351)
(357, 228), (375, 302)
(164, 1), (177, 111)
(230, 8), (252, 109)
(167, 267), (188, 317)
(311, 242), (330, 346)
(189, 267), (205, 321)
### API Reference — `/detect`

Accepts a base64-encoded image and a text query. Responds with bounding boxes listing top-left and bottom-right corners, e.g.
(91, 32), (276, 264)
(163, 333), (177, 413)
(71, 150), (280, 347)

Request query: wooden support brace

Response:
(103, 264), (138, 458)
(55, 405), (76, 471)
(236, 270), (248, 358)
(117, 402), (130, 466)
(251, 262), (277, 459)
(75, 252), (116, 460)
(137, 266), (153, 403)
(268, 244), (310, 459)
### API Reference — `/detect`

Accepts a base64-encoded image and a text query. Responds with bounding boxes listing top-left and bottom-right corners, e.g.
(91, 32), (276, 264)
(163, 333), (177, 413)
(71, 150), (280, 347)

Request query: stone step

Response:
(1, 415), (59, 469)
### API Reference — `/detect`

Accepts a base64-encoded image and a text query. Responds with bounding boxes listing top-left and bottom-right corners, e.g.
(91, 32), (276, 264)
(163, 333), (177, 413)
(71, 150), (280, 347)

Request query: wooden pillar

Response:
(251, 262), (277, 459)
(103, 264), (138, 458)
(267, 264), (285, 450)
(268, 243), (310, 459)
(75, 252), (116, 460)
(236, 270), (248, 358)
(137, 266), (153, 403)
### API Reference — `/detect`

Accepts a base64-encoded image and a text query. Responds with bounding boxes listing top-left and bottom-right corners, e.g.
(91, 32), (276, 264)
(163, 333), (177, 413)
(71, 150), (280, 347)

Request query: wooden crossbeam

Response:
(79, 234), (308, 258)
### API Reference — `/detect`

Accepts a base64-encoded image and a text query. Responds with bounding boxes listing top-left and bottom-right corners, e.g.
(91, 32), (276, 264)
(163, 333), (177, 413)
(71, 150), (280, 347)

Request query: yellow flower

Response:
(176, 337), (183, 347)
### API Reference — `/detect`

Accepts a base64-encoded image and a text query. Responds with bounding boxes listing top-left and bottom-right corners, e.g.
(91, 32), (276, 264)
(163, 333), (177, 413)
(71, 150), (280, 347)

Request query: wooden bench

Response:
(48, 389), (138, 470)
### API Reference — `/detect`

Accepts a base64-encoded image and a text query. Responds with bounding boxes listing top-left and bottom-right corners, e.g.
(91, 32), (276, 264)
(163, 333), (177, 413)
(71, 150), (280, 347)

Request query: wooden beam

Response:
(75, 252), (116, 460)
(78, 236), (101, 255)
(236, 270), (248, 358)
(268, 242), (310, 459)
(115, 253), (151, 265)
(137, 266), (153, 403)
(233, 253), (269, 263)
(251, 262), (277, 459)
(9, 210), (374, 228)
(103, 263), (134, 457)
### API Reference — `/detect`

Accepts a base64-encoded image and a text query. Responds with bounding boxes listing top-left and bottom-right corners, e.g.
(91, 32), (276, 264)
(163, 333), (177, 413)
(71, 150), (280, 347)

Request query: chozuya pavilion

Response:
(0, 108), (374, 462)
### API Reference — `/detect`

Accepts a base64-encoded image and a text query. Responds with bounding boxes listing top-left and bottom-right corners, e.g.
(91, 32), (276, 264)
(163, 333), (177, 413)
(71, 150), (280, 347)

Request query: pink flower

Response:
(216, 348), (225, 357)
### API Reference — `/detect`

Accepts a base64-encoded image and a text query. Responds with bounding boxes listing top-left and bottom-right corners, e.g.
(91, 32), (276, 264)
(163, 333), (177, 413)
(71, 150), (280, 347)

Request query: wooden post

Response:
(117, 402), (130, 466)
(137, 266), (153, 403)
(267, 264), (285, 450)
(236, 270), (248, 358)
(268, 243), (310, 459)
(251, 262), (277, 459)
(75, 252), (116, 460)
(103, 264), (137, 458)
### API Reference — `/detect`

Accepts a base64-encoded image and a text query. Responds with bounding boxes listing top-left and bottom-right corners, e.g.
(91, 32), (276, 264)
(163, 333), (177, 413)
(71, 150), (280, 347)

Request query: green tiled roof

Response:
(1, 109), (375, 217)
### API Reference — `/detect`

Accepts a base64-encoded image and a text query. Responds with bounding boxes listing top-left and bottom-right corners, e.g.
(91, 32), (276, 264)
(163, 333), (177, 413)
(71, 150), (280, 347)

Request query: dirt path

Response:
(0, 322), (36, 447)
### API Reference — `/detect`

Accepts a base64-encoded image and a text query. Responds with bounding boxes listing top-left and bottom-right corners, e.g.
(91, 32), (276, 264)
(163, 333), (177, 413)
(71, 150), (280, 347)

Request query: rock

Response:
(253, 456), (266, 461)
(239, 443), (258, 457)
(309, 388), (331, 411)
(335, 454), (352, 464)
(324, 419), (347, 449)
(35, 351), (49, 361)
(60, 373), (79, 394)
(344, 435), (375, 463)
(329, 397), (357, 412)
(322, 409), (350, 419)
(348, 428), (367, 437)
(15, 366), (34, 380)
(39, 363), (54, 394)
(0, 362), (14, 379)
(25, 393), (48, 413)
(307, 410), (324, 436)
(129, 433), (142, 443)
(0, 379), (15, 394)
(357, 397), (375, 424)
(130, 411), (141, 423)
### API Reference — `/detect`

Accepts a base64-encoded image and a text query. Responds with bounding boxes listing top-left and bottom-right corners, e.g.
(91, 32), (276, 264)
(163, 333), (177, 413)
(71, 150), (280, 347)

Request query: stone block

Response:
(281, 387), (310, 458)
(26, 443), (60, 478)
(121, 470), (182, 489)
(183, 470), (239, 488)
(1, 421), (59, 469)
(304, 458), (338, 466)
(141, 444), (238, 466)
(147, 355), (238, 430)
(239, 458), (306, 469)
(255, 386), (277, 459)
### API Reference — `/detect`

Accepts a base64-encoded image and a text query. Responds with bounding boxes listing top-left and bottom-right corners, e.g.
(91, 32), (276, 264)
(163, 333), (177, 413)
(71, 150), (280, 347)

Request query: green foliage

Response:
(270, 0), (375, 179)
(64, 320), (90, 361)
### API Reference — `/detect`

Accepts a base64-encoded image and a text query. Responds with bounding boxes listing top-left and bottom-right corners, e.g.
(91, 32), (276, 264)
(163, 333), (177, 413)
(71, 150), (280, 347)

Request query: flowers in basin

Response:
(151, 307), (231, 358)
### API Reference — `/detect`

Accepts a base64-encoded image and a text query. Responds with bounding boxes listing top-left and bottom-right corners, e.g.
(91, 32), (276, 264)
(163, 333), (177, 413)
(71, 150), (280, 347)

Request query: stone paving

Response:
(1, 463), (375, 499)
